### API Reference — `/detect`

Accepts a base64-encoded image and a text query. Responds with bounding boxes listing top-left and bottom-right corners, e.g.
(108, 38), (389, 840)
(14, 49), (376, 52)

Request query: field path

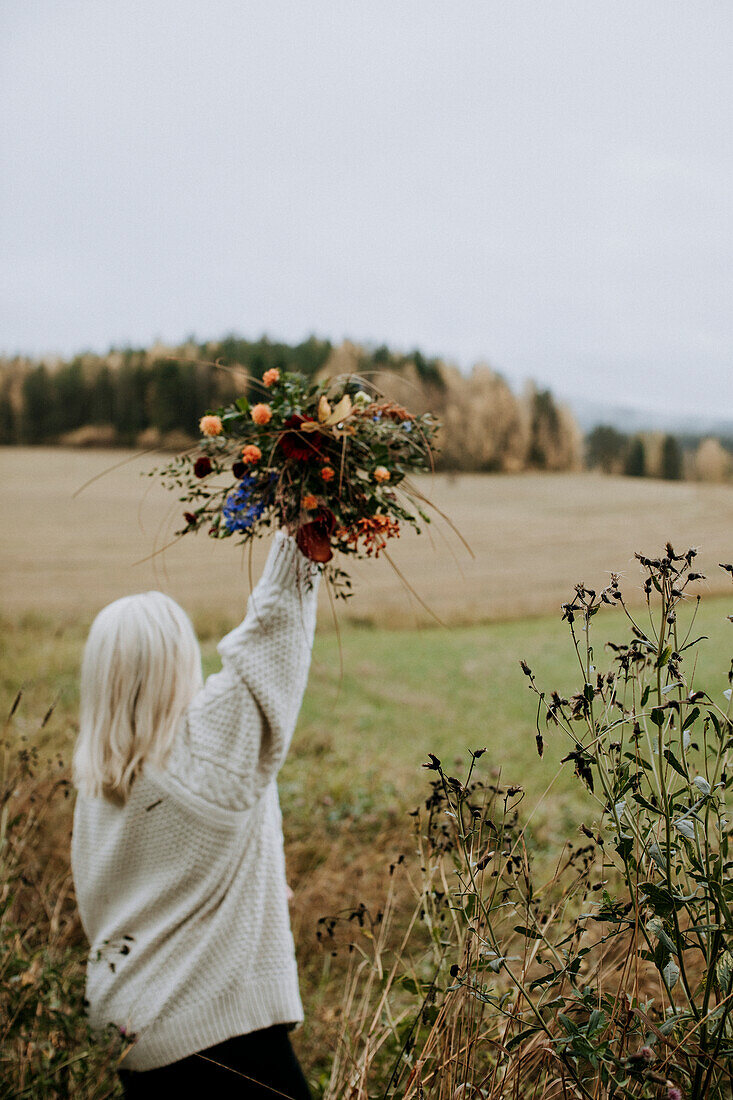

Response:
(1, 447), (732, 623)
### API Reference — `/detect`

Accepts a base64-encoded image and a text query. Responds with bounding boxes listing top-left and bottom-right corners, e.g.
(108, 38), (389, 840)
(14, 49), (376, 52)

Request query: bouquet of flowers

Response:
(154, 369), (440, 596)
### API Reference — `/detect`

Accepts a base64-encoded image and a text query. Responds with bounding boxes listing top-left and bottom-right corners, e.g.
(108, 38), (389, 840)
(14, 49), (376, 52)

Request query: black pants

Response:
(117, 1023), (311, 1099)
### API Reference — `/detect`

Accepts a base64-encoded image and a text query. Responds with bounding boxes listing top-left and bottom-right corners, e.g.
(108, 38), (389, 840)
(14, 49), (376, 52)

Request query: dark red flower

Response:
(194, 456), (212, 478)
(296, 507), (336, 563)
(183, 512), (197, 525)
(232, 460), (246, 479)
(279, 415), (322, 462)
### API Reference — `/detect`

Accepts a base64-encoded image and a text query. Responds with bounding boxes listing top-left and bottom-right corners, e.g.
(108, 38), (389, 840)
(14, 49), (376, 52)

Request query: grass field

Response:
(2, 447), (732, 1093)
(4, 593), (733, 1091)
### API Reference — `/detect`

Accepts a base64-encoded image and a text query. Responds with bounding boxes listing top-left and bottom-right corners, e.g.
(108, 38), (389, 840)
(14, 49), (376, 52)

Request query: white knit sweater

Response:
(71, 531), (320, 1071)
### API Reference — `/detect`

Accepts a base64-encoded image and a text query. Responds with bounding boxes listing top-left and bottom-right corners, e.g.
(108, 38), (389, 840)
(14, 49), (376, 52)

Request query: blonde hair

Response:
(73, 591), (203, 805)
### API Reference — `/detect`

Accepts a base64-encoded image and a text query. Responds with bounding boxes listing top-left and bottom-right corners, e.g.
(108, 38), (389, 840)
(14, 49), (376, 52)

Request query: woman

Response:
(71, 529), (319, 1098)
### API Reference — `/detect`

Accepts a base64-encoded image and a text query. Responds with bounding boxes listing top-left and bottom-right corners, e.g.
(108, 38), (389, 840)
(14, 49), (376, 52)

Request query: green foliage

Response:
(0, 394), (17, 444)
(660, 434), (683, 481)
(586, 425), (628, 472)
(88, 366), (115, 425)
(210, 334), (332, 384)
(624, 436), (647, 477)
(21, 365), (55, 442)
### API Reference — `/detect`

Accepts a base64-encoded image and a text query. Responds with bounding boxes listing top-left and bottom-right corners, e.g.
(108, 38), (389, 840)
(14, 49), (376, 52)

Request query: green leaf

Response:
(615, 834), (634, 861)
(558, 1012), (579, 1036)
(647, 842), (666, 872)
(655, 645), (672, 669)
(505, 1026), (544, 1050)
(663, 749), (687, 779)
(513, 925), (545, 940)
(235, 396), (250, 413)
(682, 707), (700, 731)
(588, 1009), (606, 1036)
(650, 707), (666, 727)
(633, 792), (662, 815)
(399, 976), (422, 995)
(649, 920), (679, 957)
(662, 958), (680, 989)
(639, 882), (679, 917)
(529, 970), (559, 990)
(716, 950), (733, 994)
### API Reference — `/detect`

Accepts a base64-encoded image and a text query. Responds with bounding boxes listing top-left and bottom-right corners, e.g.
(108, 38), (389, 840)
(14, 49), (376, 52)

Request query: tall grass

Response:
(0, 696), (126, 1098)
(320, 548), (733, 1098)
(1, 547), (730, 1097)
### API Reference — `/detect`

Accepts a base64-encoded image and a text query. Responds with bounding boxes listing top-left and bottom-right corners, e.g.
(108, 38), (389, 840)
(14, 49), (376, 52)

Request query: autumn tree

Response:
(694, 437), (730, 482)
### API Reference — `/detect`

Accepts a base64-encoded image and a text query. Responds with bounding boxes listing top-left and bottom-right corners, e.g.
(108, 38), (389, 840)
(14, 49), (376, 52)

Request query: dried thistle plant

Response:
(321, 548), (732, 1100)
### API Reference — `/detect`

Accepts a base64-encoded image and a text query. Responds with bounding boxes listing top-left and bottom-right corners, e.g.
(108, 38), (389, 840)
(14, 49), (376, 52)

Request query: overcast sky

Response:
(1, 1), (731, 418)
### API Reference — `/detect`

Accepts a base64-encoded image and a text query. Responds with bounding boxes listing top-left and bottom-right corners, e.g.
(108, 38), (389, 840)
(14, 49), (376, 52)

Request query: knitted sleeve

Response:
(165, 530), (320, 811)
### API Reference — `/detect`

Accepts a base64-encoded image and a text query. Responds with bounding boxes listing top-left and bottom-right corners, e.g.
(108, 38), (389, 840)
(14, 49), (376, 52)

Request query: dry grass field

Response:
(2, 447), (732, 625)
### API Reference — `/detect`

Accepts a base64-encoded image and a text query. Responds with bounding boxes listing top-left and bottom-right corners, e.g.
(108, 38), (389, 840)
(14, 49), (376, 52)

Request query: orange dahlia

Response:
(241, 444), (262, 464)
(199, 415), (223, 436)
(250, 403), (273, 425)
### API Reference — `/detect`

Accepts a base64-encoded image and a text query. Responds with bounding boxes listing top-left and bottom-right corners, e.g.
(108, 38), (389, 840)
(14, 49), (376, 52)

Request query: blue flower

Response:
(223, 473), (271, 533)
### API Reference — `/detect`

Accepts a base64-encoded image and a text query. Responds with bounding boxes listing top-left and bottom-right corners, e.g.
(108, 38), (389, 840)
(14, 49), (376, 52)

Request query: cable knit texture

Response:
(71, 532), (320, 1070)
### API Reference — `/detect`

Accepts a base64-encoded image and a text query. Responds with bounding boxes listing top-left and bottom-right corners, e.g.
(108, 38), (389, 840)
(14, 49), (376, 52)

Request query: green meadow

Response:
(5, 590), (731, 914)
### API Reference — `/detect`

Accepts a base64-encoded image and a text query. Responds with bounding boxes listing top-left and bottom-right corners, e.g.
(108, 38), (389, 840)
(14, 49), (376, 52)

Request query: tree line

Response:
(586, 424), (732, 483)
(1, 335), (729, 479)
(0, 336), (584, 473)
(0, 336), (334, 447)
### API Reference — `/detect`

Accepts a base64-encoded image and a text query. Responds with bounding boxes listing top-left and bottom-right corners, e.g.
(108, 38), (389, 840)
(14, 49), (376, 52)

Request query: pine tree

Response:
(147, 360), (183, 433)
(21, 365), (54, 442)
(89, 366), (115, 424)
(624, 437), (646, 477)
(0, 395), (16, 443)
(587, 425), (627, 473)
(660, 434), (682, 480)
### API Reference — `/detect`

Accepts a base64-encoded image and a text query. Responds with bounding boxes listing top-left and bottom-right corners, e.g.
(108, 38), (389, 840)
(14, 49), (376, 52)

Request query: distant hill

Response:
(566, 394), (733, 441)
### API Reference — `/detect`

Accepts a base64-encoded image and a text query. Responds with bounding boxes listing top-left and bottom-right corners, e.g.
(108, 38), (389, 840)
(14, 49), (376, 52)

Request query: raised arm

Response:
(164, 530), (320, 812)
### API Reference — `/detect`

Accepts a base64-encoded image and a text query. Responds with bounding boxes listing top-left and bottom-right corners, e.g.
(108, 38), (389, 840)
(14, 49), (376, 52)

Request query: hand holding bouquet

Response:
(154, 369), (439, 597)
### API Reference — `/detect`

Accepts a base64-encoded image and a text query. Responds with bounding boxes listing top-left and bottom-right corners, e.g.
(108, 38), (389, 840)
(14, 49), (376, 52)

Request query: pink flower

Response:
(199, 415), (223, 437)
(250, 403), (273, 425)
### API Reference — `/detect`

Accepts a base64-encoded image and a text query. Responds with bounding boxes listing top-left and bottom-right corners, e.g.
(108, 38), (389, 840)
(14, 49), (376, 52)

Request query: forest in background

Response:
(0, 334), (730, 480)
